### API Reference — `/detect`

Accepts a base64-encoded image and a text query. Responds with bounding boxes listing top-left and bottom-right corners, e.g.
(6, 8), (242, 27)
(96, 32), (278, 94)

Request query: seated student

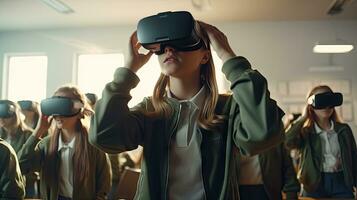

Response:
(285, 85), (357, 199)
(18, 100), (40, 129)
(232, 143), (300, 200)
(0, 138), (25, 199)
(89, 11), (284, 199)
(0, 100), (39, 198)
(19, 85), (111, 200)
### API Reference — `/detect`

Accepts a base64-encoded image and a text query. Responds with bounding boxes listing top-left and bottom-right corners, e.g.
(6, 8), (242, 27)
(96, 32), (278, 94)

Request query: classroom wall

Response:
(1, 20), (357, 135)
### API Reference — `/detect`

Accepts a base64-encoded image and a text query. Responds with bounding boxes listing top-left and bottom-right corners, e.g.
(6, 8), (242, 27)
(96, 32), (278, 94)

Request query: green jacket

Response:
(18, 135), (112, 200)
(0, 127), (32, 153)
(0, 138), (25, 199)
(232, 143), (300, 200)
(0, 127), (38, 187)
(285, 119), (357, 192)
(89, 56), (285, 200)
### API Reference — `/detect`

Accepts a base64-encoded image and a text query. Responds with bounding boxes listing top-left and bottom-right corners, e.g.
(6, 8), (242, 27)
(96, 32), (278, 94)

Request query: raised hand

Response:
(199, 21), (236, 63)
(125, 31), (153, 73)
(33, 114), (52, 139)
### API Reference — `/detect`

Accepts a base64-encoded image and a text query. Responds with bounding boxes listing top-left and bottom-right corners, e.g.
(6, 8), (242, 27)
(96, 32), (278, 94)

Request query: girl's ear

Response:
(200, 51), (210, 65)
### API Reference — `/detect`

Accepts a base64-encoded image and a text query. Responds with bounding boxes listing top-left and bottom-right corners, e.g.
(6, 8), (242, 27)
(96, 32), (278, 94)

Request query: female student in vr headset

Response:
(18, 100), (40, 129)
(0, 138), (26, 199)
(0, 100), (40, 198)
(18, 86), (111, 200)
(89, 12), (284, 199)
(285, 85), (357, 199)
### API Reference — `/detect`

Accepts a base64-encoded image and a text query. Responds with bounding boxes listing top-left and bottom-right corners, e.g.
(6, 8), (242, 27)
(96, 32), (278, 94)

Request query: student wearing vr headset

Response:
(285, 85), (357, 199)
(18, 100), (40, 129)
(90, 11), (284, 199)
(0, 100), (40, 198)
(18, 86), (111, 200)
(0, 138), (26, 199)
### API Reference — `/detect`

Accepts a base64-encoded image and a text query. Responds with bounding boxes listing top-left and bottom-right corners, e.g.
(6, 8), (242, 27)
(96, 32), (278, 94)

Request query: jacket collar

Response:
(314, 121), (334, 134)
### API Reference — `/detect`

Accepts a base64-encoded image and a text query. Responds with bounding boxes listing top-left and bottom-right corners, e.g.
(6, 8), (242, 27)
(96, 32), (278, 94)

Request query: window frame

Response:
(2, 52), (48, 100)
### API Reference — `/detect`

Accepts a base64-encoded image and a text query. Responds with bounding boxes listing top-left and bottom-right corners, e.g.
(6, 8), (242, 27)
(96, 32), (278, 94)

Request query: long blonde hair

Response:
(302, 85), (342, 136)
(152, 21), (224, 130)
(44, 85), (94, 187)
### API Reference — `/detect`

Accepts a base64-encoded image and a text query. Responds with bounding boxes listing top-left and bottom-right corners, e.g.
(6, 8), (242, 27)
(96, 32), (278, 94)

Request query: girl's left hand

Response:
(199, 21), (236, 63)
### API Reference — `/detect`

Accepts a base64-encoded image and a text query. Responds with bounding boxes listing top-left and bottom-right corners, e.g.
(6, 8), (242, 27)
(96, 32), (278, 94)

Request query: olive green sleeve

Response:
(0, 142), (25, 199)
(285, 118), (305, 150)
(95, 151), (112, 200)
(222, 56), (285, 155)
(280, 144), (300, 199)
(17, 135), (43, 174)
(89, 67), (148, 154)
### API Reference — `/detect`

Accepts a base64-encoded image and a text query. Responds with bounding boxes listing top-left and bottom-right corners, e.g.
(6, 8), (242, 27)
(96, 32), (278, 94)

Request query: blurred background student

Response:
(19, 86), (111, 200)
(0, 100), (39, 198)
(18, 100), (40, 129)
(0, 138), (25, 199)
(285, 85), (357, 199)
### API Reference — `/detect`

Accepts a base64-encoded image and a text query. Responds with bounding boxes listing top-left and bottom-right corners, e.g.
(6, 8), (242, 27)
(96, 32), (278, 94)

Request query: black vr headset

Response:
(85, 93), (98, 105)
(137, 11), (204, 55)
(18, 100), (35, 111)
(40, 96), (81, 117)
(308, 92), (343, 109)
(0, 101), (16, 118)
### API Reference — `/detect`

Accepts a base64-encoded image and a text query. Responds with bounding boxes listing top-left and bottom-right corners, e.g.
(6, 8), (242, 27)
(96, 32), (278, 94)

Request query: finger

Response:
(47, 116), (54, 125)
(129, 31), (138, 55)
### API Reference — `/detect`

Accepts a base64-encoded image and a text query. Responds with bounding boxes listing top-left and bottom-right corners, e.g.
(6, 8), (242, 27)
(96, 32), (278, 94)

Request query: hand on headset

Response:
(199, 21), (236, 64)
(125, 31), (153, 73)
(33, 114), (53, 139)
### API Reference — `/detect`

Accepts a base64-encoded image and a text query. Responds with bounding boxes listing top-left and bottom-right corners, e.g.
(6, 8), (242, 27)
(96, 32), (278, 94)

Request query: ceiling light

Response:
(313, 41), (354, 53)
(39, 0), (74, 14)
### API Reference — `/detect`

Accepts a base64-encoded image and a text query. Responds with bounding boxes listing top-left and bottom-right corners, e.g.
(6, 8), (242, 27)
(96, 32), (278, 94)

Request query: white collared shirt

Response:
(57, 134), (76, 198)
(314, 121), (342, 172)
(168, 86), (207, 200)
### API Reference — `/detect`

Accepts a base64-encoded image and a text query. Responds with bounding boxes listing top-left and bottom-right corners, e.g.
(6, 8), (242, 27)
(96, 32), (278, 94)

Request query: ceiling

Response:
(1, 0), (357, 31)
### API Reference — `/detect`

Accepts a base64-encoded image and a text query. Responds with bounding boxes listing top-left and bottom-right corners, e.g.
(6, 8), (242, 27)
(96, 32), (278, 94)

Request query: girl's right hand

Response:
(125, 31), (153, 73)
(33, 115), (52, 139)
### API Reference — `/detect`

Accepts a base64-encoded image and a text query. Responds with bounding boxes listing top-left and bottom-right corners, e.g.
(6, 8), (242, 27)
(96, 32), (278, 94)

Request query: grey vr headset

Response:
(18, 100), (35, 111)
(137, 11), (204, 55)
(0, 100), (16, 118)
(40, 96), (81, 117)
(308, 92), (343, 109)
(85, 93), (98, 105)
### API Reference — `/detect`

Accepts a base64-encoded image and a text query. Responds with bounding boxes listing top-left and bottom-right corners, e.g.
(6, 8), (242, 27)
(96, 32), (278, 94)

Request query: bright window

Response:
(76, 53), (124, 97)
(4, 55), (47, 102)
(129, 56), (161, 107)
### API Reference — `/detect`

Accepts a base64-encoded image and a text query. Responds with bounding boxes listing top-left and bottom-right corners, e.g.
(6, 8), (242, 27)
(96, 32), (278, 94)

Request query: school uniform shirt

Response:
(168, 86), (206, 200)
(18, 134), (112, 200)
(314, 121), (342, 172)
(57, 135), (76, 198)
(0, 138), (25, 199)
